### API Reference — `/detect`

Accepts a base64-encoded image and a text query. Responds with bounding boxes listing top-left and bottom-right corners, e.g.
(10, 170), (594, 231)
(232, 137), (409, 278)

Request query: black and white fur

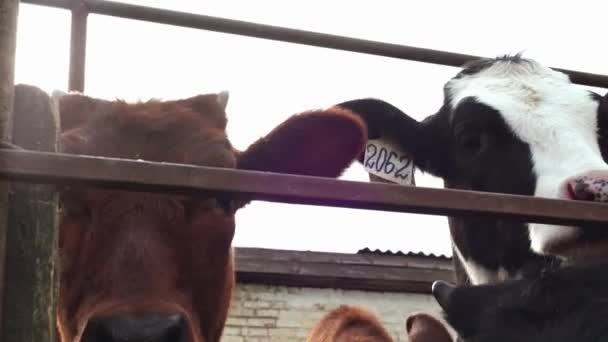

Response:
(432, 261), (608, 342)
(337, 55), (608, 285)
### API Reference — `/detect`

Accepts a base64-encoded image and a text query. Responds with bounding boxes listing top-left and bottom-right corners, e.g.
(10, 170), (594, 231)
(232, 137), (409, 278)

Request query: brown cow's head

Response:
(306, 305), (394, 342)
(54, 91), (367, 342)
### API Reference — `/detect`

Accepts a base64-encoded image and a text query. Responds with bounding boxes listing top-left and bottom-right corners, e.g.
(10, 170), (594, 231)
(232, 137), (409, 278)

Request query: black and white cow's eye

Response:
(456, 130), (484, 156)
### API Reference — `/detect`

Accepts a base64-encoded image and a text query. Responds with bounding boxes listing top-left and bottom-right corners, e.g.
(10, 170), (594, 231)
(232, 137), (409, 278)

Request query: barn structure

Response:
(223, 247), (452, 341)
(1, 1), (608, 342)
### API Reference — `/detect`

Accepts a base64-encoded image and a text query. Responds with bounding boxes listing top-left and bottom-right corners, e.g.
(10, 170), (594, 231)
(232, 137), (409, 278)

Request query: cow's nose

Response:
(565, 171), (608, 202)
(82, 313), (187, 342)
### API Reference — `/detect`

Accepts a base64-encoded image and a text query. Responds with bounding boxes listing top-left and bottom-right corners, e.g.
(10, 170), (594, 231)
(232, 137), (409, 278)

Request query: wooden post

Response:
(0, 0), (19, 337)
(1, 85), (60, 341)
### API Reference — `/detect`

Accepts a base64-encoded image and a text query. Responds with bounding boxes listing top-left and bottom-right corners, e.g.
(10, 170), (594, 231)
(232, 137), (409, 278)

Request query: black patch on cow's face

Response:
(446, 97), (535, 194)
(422, 98), (543, 275)
(440, 261), (608, 342)
(377, 96), (537, 195)
(595, 92), (608, 163)
(449, 217), (553, 278)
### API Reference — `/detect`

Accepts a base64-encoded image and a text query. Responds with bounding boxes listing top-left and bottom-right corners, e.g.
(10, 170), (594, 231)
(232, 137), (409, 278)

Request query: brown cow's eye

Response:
(60, 196), (92, 221)
(181, 197), (234, 217)
(214, 197), (235, 215)
(180, 199), (196, 219)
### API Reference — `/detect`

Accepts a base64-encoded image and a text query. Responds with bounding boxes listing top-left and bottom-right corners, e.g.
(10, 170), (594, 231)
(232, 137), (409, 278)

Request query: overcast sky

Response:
(13, 0), (608, 256)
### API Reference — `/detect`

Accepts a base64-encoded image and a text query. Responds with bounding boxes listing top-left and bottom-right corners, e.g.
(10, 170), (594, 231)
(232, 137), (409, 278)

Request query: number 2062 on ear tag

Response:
(363, 139), (415, 186)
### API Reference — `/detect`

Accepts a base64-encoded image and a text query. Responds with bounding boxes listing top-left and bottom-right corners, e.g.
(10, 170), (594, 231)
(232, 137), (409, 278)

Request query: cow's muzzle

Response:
(81, 313), (188, 342)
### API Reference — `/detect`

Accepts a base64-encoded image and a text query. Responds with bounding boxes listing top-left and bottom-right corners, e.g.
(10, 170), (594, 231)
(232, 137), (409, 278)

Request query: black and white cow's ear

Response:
(432, 280), (455, 313)
(333, 98), (451, 178)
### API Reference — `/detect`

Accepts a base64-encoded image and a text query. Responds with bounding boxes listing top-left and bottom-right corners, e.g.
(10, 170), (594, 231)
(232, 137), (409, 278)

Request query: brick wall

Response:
(222, 283), (445, 342)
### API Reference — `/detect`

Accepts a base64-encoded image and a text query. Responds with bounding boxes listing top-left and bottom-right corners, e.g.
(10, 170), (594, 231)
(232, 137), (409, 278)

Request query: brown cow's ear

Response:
(237, 107), (367, 177)
(233, 108), (365, 211)
(215, 91), (229, 110)
(178, 92), (229, 113)
(176, 91), (229, 129)
(53, 91), (112, 132)
(406, 312), (454, 342)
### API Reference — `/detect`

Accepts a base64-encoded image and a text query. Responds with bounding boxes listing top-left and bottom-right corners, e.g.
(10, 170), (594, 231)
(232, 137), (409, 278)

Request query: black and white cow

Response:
(430, 260), (608, 342)
(336, 55), (608, 285)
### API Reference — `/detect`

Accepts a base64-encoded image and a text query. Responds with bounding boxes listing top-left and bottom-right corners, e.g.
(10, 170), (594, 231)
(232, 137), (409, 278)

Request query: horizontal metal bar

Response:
(20, 0), (71, 9)
(20, 0), (608, 89)
(1, 149), (608, 226)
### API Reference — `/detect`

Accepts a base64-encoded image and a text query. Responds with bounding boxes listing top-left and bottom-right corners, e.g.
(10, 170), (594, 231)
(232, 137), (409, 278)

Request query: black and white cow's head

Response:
(337, 55), (608, 285)
(431, 260), (608, 342)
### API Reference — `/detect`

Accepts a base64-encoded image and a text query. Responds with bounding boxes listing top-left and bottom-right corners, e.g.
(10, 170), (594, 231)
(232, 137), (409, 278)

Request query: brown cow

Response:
(53, 91), (367, 342)
(406, 312), (454, 342)
(306, 305), (394, 342)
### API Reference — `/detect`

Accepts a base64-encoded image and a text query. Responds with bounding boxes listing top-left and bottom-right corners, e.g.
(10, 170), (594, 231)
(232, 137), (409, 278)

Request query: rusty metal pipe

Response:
(20, 0), (608, 89)
(68, 0), (88, 91)
(1, 149), (608, 226)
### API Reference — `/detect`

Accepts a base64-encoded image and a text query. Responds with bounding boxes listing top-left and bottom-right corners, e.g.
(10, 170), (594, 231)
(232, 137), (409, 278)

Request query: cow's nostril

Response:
(82, 313), (187, 342)
(566, 182), (578, 200)
(568, 177), (608, 202)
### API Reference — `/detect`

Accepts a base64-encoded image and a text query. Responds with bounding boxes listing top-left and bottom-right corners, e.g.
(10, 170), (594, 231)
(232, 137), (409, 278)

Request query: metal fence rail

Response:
(2, 149), (608, 226)
(20, 0), (608, 91)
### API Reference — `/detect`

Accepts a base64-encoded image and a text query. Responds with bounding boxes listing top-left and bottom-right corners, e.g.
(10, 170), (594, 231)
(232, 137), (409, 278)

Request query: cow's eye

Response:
(455, 125), (484, 156)
(60, 195), (92, 221)
(214, 197), (235, 215)
(182, 197), (235, 216)
(458, 132), (481, 152)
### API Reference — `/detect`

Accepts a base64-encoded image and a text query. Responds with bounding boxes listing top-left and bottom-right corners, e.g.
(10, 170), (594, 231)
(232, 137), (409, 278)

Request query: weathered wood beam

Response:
(0, 0), (19, 337)
(2, 85), (59, 341)
(234, 247), (454, 294)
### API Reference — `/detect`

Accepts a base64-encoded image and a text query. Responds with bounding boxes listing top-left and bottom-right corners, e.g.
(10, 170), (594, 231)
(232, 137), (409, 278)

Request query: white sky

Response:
(13, 0), (608, 257)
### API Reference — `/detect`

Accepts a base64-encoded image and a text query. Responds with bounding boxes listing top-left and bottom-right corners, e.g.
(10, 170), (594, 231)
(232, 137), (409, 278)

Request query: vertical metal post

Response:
(69, 0), (87, 92)
(0, 0), (19, 337)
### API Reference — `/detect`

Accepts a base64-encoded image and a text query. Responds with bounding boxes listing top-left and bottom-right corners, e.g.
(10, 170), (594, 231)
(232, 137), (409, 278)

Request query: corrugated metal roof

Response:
(357, 247), (451, 260)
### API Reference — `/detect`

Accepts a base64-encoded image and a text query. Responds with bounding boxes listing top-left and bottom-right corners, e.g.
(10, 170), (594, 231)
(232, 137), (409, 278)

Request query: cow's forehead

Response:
(446, 58), (571, 110)
(444, 59), (599, 142)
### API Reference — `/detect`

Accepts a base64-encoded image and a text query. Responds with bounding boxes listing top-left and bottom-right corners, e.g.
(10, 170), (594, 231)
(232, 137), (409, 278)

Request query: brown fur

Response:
(306, 305), (394, 342)
(55, 92), (367, 342)
(406, 312), (454, 342)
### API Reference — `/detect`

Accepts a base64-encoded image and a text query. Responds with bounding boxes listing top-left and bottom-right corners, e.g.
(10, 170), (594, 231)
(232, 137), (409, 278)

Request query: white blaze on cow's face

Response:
(446, 59), (608, 257)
